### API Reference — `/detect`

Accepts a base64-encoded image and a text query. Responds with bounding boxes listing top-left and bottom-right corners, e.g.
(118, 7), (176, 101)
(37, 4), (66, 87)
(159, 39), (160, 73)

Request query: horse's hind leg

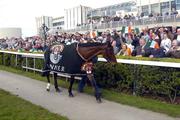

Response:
(68, 76), (75, 97)
(87, 74), (102, 103)
(53, 73), (61, 92)
(46, 73), (51, 91)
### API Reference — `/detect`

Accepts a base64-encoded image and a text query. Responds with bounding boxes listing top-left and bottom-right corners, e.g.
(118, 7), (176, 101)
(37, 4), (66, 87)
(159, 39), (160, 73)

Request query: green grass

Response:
(0, 65), (180, 118)
(0, 89), (68, 120)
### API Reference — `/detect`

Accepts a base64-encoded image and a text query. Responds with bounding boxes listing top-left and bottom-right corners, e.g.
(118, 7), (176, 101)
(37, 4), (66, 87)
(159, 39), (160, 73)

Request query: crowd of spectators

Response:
(112, 26), (180, 58)
(77, 10), (179, 28)
(0, 36), (46, 52)
(0, 26), (180, 58)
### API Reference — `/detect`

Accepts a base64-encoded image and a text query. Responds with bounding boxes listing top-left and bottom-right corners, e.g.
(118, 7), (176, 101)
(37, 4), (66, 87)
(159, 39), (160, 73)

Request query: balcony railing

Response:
(65, 15), (180, 32)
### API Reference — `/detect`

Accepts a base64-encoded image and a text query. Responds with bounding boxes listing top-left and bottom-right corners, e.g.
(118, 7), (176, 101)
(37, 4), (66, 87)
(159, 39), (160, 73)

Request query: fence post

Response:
(15, 54), (17, 66)
(133, 64), (137, 95)
(9, 54), (11, 66)
(33, 57), (36, 73)
(26, 57), (28, 72)
(2, 53), (4, 65)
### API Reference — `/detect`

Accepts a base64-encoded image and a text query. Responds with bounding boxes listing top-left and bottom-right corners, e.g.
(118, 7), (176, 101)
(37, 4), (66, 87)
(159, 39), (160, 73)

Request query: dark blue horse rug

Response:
(42, 43), (85, 75)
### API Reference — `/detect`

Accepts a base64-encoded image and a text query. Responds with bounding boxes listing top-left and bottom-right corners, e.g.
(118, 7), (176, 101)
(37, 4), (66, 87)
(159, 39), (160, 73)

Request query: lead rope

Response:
(77, 43), (95, 74)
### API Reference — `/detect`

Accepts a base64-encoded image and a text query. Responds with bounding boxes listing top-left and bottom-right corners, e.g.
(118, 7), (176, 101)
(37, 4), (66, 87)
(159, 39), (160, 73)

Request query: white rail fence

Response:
(0, 50), (179, 68)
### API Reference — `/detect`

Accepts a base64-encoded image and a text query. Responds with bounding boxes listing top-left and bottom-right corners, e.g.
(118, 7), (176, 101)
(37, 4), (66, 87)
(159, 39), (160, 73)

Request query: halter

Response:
(76, 43), (89, 62)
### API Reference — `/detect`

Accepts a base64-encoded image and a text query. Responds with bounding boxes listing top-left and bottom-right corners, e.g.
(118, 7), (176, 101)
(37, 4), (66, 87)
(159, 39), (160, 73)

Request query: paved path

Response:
(0, 70), (179, 120)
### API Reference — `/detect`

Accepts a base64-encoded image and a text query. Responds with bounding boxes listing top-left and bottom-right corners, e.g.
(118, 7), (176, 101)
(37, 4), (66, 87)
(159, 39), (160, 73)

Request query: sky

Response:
(0, 0), (130, 37)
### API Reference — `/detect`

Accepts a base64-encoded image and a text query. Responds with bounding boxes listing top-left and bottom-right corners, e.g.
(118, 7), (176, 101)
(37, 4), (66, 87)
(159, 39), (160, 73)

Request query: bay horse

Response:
(43, 41), (117, 102)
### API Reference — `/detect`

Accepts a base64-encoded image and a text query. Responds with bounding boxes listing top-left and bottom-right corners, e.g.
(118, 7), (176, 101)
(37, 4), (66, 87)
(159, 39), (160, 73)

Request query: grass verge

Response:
(0, 65), (180, 118)
(0, 89), (68, 120)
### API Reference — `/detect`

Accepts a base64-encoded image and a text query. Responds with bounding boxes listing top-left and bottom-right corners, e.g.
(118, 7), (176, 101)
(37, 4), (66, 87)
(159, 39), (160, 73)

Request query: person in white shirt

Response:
(160, 33), (171, 53)
(175, 28), (180, 44)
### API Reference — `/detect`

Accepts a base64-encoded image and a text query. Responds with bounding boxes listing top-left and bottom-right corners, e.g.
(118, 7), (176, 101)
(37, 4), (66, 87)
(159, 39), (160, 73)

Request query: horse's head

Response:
(102, 41), (117, 63)
(77, 42), (117, 63)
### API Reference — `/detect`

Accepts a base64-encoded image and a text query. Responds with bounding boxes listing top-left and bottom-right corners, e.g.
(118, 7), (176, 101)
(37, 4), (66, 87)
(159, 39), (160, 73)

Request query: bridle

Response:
(76, 43), (89, 62)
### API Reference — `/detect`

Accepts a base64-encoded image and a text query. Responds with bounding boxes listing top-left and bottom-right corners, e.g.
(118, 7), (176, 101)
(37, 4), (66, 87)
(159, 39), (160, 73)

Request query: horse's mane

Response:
(78, 42), (107, 47)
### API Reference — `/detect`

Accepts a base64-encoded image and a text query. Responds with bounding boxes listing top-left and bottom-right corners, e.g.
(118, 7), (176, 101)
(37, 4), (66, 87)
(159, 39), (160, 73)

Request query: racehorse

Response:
(42, 41), (117, 102)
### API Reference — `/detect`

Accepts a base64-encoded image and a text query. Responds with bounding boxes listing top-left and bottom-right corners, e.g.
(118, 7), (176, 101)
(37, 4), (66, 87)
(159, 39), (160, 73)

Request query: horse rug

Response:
(43, 43), (85, 75)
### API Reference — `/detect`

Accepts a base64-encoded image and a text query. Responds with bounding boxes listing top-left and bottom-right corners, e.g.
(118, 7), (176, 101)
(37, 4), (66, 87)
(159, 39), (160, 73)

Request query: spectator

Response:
(143, 29), (150, 42)
(132, 37), (149, 57)
(131, 32), (139, 48)
(146, 48), (165, 58)
(149, 12), (153, 17)
(160, 33), (171, 53)
(126, 34), (134, 52)
(145, 33), (159, 49)
(158, 27), (165, 42)
(140, 12), (144, 18)
(166, 40), (180, 58)
(174, 28), (180, 44)
(117, 44), (131, 56)
(110, 36), (117, 54)
(112, 29), (121, 54)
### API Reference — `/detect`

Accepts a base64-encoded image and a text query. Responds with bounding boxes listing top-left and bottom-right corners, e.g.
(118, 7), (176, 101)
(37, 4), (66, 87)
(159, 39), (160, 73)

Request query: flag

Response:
(90, 30), (98, 38)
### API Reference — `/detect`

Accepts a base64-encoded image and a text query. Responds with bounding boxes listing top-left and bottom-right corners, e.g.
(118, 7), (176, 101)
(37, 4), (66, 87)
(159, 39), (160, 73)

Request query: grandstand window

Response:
(171, 1), (176, 10)
(177, 4), (180, 10)
(177, 0), (180, 3)
(151, 3), (159, 14)
(176, 0), (180, 10)
(52, 21), (64, 27)
(160, 2), (169, 14)
(142, 5), (149, 16)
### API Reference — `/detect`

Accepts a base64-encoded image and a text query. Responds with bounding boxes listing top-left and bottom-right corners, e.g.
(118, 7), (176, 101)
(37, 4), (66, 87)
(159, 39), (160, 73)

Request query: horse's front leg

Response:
(87, 73), (102, 103)
(53, 73), (61, 92)
(68, 76), (75, 97)
(46, 73), (51, 91)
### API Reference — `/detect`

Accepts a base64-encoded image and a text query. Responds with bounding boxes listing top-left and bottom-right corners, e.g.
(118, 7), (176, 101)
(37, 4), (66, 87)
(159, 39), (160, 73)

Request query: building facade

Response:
(176, 0), (180, 10)
(137, 0), (180, 16)
(87, 1), (137, 18)
(0, 28), (22, 38)
(47, 17), (65, 34)
(64, 5), (91, 30)
(35, 16), (53, 34)
(52, 17), (64, 30)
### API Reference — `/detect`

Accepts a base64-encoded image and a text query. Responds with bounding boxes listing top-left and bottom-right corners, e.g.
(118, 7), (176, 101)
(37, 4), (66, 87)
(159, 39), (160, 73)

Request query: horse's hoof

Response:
(56, 88), (61, 93)
(78, 90), (84, 93)
(69, 93), (74, 97)
(46, 88), (50, 92)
